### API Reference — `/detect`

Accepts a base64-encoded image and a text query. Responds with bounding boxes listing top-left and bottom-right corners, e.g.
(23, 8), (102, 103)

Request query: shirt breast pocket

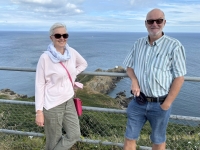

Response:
(152, 54), (173, 90)
(153, 53), (172, 69)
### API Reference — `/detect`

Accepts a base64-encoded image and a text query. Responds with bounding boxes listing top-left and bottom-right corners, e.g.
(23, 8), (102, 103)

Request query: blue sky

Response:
(0, 0), (200, 32)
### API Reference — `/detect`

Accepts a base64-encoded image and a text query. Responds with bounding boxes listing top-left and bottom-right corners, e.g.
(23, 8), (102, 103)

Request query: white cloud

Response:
(12, 0), (52, 4)
(159, 3), (200, 25)
(0, 0), (200, 32)
(129, 0), (136, 5)
(11, 0), (84, 15)
(128, 0), (164, 7)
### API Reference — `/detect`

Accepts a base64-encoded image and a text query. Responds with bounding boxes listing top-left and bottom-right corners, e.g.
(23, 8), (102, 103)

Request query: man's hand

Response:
(160, 102), (171, 110)
(126, 67), (140, 96)
(131, 82), (140, 97)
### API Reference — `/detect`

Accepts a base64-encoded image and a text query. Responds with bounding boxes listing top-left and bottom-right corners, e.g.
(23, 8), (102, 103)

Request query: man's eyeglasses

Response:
(146, 19), (164, 25)
(52, 33), (69, 39)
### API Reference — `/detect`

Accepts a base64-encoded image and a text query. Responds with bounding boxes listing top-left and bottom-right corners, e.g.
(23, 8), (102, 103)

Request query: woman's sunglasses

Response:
(52, 33), (69, 39)
(146, 19), (164, 25)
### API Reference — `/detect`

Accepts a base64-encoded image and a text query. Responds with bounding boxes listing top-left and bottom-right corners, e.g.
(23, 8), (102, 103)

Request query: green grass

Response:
(0, 95), (10, 99)
(0, 133), (122, 150)
(76, 74), (95, 84)
(76, 88), (120, 108)
(0, 134), (45, 150)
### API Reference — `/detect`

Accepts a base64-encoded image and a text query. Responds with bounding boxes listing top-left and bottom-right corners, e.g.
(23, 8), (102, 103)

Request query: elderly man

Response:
(123, 8), (186, 150)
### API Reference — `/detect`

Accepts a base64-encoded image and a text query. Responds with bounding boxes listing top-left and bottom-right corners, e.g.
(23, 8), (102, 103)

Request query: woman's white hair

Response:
(49, 23), (67, 36)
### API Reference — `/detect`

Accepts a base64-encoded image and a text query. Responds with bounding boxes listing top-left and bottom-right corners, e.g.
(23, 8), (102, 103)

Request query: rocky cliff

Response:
(84, 66), (132, 109)
(0, 89), (27, 100)
(85, 66), (125, 94)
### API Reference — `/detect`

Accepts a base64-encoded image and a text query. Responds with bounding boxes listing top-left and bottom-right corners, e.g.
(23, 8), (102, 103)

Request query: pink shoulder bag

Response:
(60, 62), (83, 116)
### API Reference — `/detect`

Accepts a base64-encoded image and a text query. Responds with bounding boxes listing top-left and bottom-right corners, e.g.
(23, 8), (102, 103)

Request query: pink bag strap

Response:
(60, 62), (73, 86)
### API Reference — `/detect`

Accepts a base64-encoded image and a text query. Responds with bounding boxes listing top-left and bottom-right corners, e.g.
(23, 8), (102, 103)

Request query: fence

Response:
(0, 67), (200, 150)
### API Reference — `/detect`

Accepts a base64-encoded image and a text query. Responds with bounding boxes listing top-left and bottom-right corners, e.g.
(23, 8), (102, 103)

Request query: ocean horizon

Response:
(0, 31), (199, 117)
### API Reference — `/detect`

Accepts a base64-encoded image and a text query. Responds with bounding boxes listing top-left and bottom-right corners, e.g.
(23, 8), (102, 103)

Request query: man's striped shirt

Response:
(123, 34), (186, 97)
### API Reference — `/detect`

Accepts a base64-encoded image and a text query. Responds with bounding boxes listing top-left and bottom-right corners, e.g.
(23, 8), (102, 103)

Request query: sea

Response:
(0, 31), (199, 117)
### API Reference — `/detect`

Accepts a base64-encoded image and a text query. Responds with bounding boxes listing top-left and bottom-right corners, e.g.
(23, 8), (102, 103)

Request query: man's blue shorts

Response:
(125, 97), (172, 144)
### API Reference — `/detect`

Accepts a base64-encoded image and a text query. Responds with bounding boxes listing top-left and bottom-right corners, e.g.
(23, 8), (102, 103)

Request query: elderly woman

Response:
(35, 22), (87, 150)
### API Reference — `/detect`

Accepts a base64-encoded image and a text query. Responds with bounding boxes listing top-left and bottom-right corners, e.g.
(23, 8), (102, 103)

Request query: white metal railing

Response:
(0, 66), (200, 81)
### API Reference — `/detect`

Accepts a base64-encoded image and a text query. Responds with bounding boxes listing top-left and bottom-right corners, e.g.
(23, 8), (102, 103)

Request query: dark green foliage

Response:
(0, 134), (45, 150)
(76, 74), (95, 84)
(0, 90), (200, 149)
(80, 112), (126, 138)
(17, 96), (35, 102)
(76, 88), (120, 108)
(72, 142), (122, 150)
(0, 95), (10, 99)
(0, 103), (44, 133)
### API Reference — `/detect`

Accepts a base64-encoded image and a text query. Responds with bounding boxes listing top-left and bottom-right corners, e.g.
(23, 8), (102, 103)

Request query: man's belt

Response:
(146, 95), (167, 102)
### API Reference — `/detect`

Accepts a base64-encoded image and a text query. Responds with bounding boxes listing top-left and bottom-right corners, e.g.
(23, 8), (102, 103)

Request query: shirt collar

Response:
(145, 32), (165, 46)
